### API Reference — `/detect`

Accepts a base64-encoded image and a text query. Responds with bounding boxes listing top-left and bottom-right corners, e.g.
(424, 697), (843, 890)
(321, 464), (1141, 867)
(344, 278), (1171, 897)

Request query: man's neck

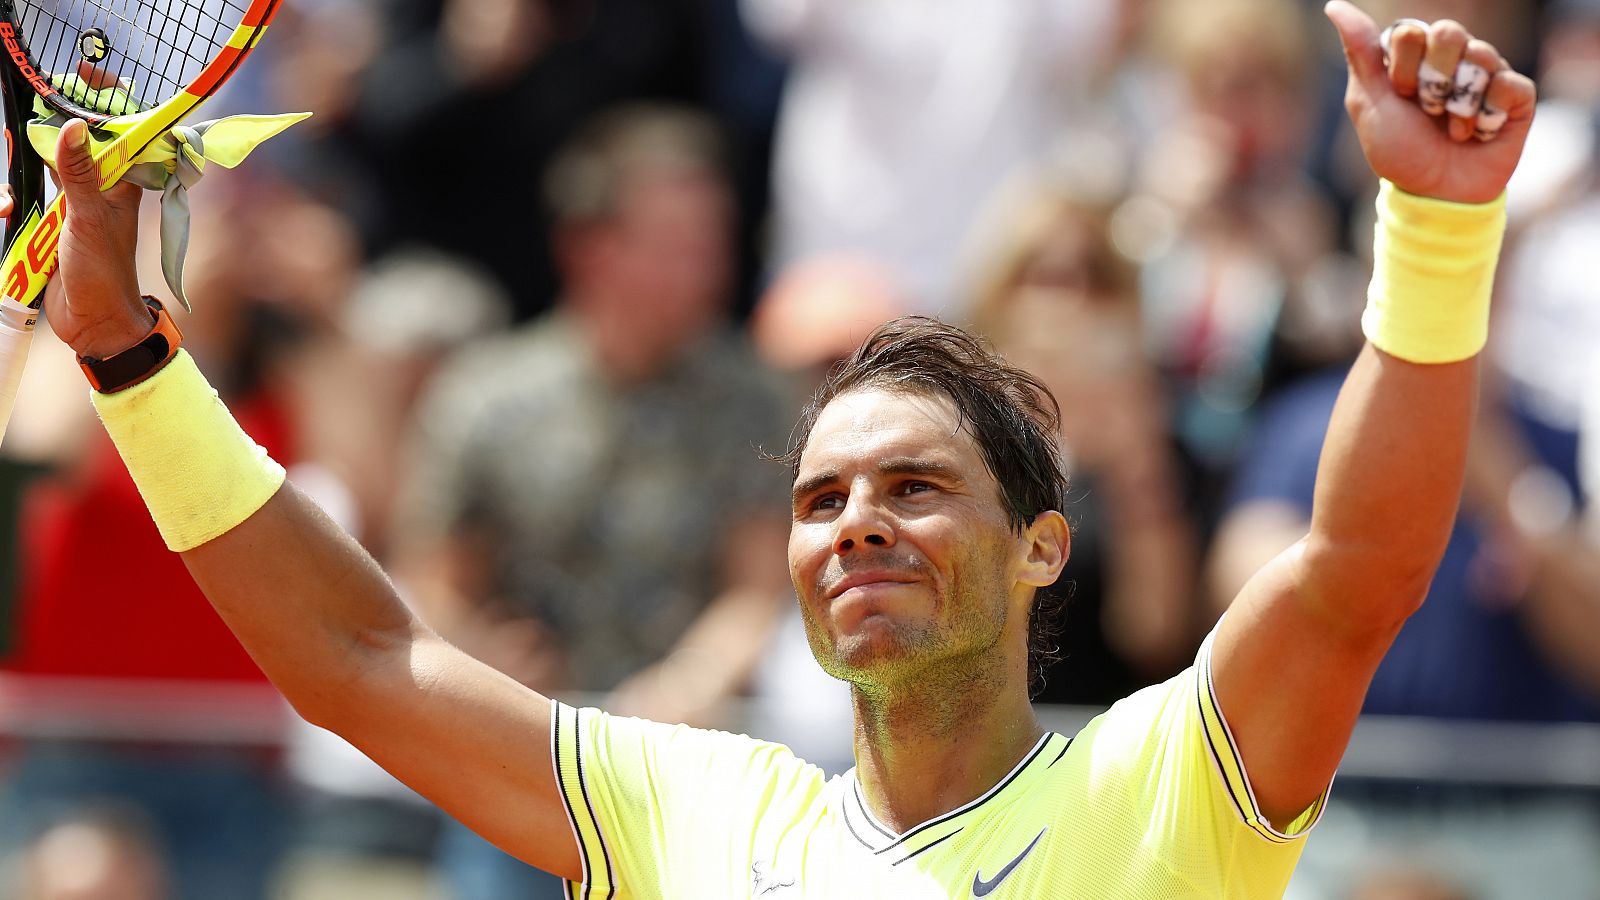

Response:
(848, 660), (1043, 834)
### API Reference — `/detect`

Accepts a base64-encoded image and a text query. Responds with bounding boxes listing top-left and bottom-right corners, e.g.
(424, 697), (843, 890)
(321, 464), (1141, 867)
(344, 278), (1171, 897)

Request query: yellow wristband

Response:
(1363, 180), (1507, 364)
(92, 349), (286, 552)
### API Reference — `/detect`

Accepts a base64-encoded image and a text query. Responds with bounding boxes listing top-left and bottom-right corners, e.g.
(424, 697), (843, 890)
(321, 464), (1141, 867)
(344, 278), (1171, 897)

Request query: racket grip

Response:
(0, 299), (40, 450)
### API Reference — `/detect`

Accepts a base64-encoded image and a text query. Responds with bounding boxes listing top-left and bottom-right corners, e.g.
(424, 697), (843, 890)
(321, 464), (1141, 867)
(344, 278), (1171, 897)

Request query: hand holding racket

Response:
(39, 118), (145, 358)
(0, 0), (284, 447)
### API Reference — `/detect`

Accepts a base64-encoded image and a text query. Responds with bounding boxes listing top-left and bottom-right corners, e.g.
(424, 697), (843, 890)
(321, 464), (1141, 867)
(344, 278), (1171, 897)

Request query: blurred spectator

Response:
(967, 183), (1197, 703)
(14, 806), (167, 900)
(295, 0), (713, 320)
(394, 104), (792, 900)
(1130, 0), (1353, 494)
(743, 0), (1122, 315)
(286, 249), (513, 560)
(1483, 0), (1600, 541)
(1452, 0), (1600, 712)
(692, 0), (789, 319)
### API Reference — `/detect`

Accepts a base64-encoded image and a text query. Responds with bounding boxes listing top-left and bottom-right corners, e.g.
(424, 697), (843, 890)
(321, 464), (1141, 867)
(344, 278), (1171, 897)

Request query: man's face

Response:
(787, 387), (1028, 689)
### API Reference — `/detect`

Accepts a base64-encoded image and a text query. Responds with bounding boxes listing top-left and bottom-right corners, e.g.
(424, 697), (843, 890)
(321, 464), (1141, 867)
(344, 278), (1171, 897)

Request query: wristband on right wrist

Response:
(92, 349), (286, 551)
(1361, 180), (1507, 364)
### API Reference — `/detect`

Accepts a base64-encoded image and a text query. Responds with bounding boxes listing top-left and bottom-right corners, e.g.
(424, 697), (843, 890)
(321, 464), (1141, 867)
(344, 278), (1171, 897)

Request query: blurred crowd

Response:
(0, 0), (1597, 898)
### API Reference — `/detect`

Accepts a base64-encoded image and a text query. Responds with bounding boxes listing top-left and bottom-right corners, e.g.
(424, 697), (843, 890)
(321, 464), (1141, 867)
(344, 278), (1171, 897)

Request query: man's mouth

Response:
(826, 571), (917, 600)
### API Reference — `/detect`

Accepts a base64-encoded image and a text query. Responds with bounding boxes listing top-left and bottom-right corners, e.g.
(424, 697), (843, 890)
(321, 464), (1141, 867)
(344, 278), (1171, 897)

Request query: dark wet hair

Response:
(778, 316), (1071, 696)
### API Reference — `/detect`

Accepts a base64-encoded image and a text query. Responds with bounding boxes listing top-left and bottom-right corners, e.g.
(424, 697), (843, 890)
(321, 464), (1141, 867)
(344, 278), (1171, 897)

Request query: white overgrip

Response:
(0, 297), (40, 449)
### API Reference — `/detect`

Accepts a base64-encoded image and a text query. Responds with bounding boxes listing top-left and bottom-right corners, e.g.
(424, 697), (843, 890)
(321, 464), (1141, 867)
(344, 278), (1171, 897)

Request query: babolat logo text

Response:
(0, 23), (25, 67)
(0, 23), (58, 98)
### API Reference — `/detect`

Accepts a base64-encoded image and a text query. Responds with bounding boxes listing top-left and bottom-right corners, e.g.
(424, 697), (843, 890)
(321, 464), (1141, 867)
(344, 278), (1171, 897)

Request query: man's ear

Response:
(1018, 509), (1069, 588)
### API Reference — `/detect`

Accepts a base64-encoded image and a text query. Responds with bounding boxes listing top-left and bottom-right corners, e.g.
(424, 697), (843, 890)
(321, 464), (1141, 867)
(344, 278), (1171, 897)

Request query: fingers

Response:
(1325, 1), (1386, 93)
(1383, 20), (1426, 98)
(0, 184), (12, 219)
(1383, 18), (1532, 145)
(74, 60), (131, 92)
(1418, 20), (1468, 116)
(1478, 69), (1537, 142)
(54, 119), (99, 197)
(1447, 40), (1503, 142)
(102, 179), (143, 214)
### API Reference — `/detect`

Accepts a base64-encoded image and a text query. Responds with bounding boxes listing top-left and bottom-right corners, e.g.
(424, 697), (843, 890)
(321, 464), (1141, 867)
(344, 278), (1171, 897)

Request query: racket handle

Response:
(0, 298), (40, 450)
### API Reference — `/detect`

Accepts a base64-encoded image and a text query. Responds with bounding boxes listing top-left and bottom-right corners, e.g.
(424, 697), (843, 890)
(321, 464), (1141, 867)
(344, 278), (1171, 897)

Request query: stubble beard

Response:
(799, 567), (1010, 707)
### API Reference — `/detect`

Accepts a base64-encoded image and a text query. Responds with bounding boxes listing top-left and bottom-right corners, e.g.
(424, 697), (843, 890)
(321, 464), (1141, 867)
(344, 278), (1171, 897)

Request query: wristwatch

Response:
(79, 296), (184, 393)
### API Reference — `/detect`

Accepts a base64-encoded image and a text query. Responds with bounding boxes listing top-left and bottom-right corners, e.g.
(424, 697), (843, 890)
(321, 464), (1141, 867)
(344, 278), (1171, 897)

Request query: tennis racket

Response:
(0, 0), (281, 447)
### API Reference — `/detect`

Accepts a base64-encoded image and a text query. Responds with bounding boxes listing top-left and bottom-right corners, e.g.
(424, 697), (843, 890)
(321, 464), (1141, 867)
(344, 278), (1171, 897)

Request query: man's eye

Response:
(813, 495), (844, 511)
(902, 481), (933, 495)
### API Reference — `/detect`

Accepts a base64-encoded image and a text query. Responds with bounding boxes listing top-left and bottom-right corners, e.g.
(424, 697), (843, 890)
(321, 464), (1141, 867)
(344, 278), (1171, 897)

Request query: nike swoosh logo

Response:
(971, 827), (1047, 897)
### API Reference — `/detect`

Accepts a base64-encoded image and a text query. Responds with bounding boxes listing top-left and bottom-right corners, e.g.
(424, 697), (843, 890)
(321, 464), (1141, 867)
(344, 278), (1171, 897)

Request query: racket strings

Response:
(11, 0), (249, 109)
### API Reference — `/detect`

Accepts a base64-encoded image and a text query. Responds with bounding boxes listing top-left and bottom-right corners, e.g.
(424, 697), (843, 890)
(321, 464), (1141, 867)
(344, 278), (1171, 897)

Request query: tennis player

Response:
(33, 3), (1532, 896)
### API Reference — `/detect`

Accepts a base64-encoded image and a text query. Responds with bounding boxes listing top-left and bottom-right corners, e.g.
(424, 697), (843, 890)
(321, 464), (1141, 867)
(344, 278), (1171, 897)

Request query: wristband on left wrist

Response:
(1362, 181), (1506, 364)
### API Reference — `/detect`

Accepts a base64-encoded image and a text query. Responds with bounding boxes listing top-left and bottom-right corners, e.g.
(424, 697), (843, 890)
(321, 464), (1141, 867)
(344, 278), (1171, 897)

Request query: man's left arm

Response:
(1212, 2), (1537, 827)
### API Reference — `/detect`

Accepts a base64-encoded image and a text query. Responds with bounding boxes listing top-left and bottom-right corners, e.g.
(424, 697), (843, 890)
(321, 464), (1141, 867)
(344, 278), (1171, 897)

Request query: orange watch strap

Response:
(79, 296), (185, 393)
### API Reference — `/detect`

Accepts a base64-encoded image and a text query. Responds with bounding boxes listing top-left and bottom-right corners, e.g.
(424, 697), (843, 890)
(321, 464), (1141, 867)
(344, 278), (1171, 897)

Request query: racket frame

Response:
(0, 0), (280, 308)
(0, 0), (279, 447)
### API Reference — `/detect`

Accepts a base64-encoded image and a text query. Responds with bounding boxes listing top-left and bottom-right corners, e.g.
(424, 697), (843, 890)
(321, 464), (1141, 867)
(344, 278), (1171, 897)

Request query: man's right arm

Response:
(189, 483), (581, 878)
(41, 119), (582, 881)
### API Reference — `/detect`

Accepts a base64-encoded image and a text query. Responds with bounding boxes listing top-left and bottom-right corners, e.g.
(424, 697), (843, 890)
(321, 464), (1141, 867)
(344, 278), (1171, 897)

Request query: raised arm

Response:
(1210, 2), (1536, 826)
(43, 119), (581, 880)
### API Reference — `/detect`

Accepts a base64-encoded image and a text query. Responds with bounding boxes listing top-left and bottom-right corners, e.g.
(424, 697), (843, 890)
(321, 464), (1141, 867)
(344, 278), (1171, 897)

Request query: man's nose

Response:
(833, 492), (894, 555)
